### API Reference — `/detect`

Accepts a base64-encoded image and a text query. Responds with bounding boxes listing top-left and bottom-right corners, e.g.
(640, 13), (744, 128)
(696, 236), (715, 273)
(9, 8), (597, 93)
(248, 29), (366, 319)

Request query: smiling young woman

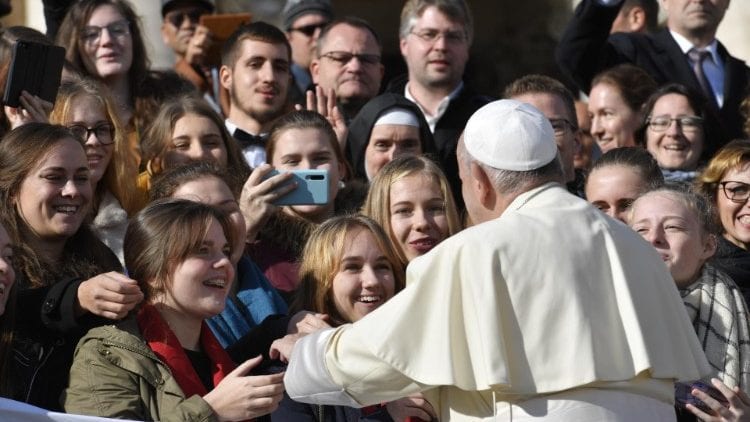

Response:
(64, 199), (285, 421)
(270, 215), (441, 421)
(0, 123), (138, 410)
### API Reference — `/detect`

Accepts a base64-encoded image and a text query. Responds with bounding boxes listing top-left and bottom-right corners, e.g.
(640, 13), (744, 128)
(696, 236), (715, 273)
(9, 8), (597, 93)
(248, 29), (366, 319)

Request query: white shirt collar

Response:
(404, 81), (464, 132)
(669, 30), (721, 65)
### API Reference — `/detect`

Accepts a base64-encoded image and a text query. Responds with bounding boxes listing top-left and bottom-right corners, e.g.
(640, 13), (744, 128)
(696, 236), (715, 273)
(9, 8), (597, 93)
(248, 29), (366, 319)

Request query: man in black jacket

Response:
(556, 0), (748, 156)
(388, 0), (491, 210)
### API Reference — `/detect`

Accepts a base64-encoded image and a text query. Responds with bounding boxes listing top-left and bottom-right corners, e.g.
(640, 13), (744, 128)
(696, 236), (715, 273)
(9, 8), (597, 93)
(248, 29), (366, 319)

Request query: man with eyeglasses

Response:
(388, 0), (492, 211)
(310, 17), (384, 122)
(282, 0), (333, 105)
(504, 75), (582, 191)
(160, 0), (226, 113)
(556, 0), (748, 157)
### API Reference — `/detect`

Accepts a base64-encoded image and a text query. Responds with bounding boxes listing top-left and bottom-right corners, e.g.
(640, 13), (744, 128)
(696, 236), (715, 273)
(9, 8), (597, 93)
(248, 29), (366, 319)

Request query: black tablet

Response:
(2, 40), (65, 108)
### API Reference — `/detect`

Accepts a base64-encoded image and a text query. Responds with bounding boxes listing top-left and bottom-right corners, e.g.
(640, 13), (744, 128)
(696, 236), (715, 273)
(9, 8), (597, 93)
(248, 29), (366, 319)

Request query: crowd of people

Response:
(1, 0), (750, 420)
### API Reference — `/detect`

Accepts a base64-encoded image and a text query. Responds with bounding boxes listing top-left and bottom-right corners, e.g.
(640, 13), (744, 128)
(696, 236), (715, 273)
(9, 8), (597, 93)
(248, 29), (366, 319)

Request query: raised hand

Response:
(239, 164), (296, 242)
(5, 90), (53, 129)
(297, 86), (348, 151)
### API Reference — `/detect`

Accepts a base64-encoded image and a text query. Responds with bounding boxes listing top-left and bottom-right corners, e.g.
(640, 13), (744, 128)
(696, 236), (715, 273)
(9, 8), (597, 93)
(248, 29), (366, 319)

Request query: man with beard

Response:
(557, 0), (748, 157)
(310, 17), (384, 122)
(220, 22), (292, 168)
(388, 0), (491, 210)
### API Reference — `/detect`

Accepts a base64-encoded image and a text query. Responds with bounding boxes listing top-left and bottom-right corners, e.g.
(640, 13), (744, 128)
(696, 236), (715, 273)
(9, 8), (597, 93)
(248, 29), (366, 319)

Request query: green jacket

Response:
(62, 317), (218, 422)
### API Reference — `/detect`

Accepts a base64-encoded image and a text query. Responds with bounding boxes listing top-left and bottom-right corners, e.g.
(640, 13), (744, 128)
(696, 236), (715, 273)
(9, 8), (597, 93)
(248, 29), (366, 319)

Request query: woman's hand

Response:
(4, 91), (53, 129)
(203, 355), (285, 421)
(297, 86), (348, 152)
(76, 272), (144, 319)
(239, 164), (296, 243)
(287, 311), (331, 334)
(386, 393), (437, 422)
(687, 378), (750, 422)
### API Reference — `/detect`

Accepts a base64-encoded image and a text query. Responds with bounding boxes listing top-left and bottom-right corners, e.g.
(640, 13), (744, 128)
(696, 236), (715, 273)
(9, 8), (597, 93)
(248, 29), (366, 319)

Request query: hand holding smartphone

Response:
(262, 169), (329, 206)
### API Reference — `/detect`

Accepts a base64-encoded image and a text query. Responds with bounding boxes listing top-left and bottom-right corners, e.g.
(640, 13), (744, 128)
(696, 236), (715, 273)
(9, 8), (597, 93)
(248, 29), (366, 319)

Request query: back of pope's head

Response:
(462, 99), (559, 172)
(458, 100), (565, 219)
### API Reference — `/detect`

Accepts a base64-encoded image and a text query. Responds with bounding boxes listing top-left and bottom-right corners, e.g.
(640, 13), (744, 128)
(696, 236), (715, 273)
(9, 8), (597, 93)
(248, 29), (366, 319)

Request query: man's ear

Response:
(629, 7), (647, 32)
(310, 59), (320, 84)
(702, 233), (718, 261)
(219, 65), (232, 90)
(470, 161), (495, 208)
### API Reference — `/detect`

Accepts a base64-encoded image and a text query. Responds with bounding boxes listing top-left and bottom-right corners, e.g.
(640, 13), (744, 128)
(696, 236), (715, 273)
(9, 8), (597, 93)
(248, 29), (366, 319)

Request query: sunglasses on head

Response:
(290, 22), (329, 37)
(166, 8), (204, 27)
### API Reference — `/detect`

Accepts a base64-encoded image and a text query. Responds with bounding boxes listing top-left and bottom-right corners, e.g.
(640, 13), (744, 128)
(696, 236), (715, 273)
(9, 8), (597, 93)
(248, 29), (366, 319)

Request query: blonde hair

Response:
(49, 76), (137, 214)
(293, 215), (405, 326)
(362, 155), (461, 265)
(696, 139), (750, 205)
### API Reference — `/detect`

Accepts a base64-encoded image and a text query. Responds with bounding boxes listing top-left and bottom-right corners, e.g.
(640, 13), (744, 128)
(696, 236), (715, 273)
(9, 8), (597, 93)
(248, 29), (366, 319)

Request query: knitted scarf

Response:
(136, 304), (236, 398)
(680, 264), (750, 392)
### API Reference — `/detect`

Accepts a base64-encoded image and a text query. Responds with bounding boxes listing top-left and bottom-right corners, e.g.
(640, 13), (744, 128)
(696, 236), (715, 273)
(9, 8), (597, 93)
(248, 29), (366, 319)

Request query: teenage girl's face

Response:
(163, 113), (228, 170)
(159, 217), (234, 323)
(585, 164), (646, 223)
(171, 175), (245, 265)
(389, 173), (450, 261)
(271, 127), (344, 222)
(331, 227), (395, 323)
(67, 94), (114, 186)
(629, 192), (715, 287)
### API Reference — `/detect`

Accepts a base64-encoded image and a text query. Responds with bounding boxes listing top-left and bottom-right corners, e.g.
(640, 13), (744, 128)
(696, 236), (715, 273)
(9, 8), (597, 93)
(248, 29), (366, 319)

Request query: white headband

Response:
(373, 108), (420, 128)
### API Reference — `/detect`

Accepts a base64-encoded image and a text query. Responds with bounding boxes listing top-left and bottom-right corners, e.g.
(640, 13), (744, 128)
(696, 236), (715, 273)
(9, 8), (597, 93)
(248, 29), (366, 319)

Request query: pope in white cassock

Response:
(281, 100), (711, 420)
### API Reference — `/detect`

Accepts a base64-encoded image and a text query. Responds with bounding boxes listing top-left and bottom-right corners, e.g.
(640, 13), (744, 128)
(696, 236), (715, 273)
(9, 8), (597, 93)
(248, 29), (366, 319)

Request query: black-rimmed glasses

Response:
(68, 123), (115, 145)
(719, 181), (750, 203)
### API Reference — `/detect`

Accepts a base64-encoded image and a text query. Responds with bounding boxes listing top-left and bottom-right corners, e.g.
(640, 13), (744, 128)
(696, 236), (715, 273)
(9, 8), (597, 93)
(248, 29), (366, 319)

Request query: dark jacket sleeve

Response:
(18, 277), (107, 336)
(555, 0), (627, 93)
(227, 314), (290, 362)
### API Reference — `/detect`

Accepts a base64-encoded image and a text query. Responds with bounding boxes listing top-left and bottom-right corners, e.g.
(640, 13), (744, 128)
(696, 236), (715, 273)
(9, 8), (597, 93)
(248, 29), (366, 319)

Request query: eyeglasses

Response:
(549, 118), (578, 138)
(647, 115), (703, 133)
(290, 22), (329, 37)
(320, 51), (381, 66)
(409, 29), (467, 45)
(81, 20), (130, 46)
(165, 8), (204, 28)
(719, 181), (750, 204)
(68, 123), (115, 145)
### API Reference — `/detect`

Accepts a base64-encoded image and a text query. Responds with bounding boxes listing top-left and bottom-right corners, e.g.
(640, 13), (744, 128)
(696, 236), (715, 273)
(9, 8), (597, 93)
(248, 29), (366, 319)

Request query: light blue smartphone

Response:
(264, 169), (329, 205)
